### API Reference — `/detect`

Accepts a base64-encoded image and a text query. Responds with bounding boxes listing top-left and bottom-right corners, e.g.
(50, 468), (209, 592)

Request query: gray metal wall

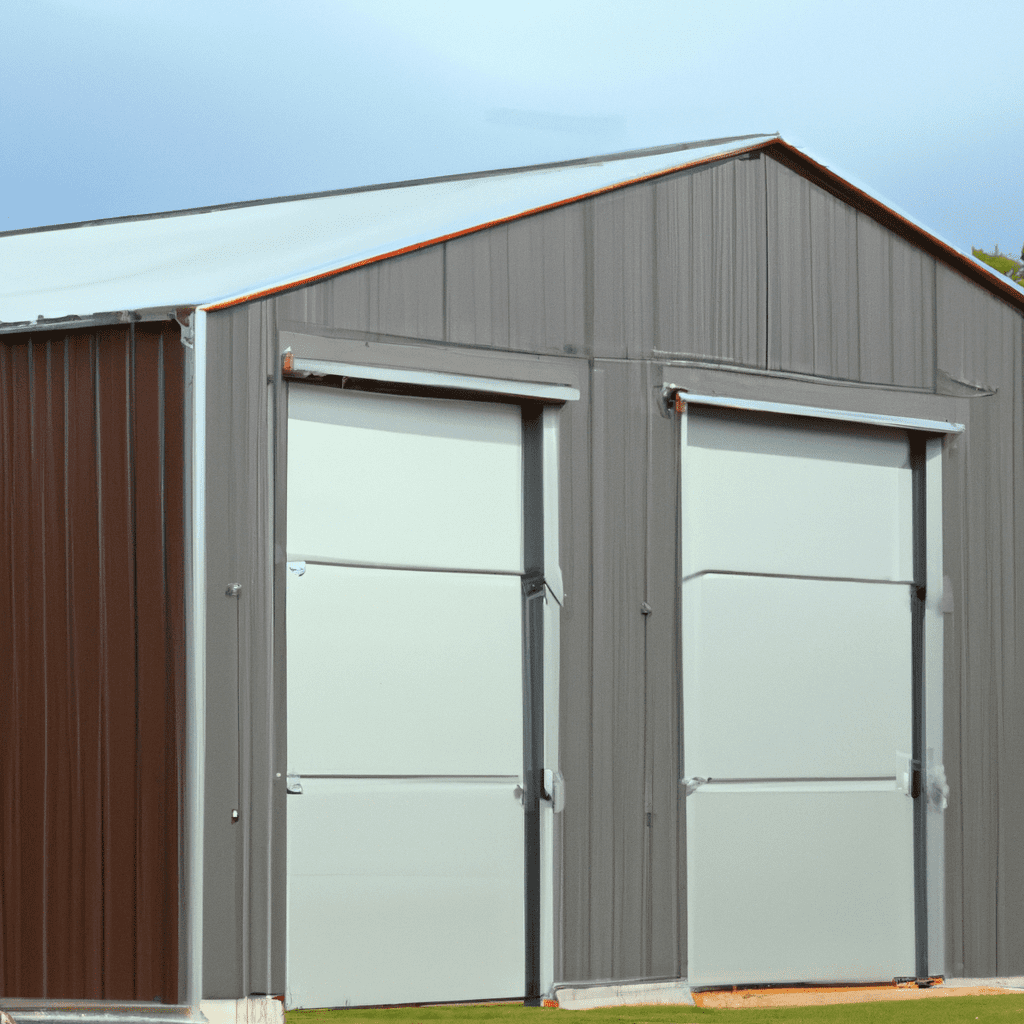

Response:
(200, 152), (1024, 994)
(202, 303), (285, 998)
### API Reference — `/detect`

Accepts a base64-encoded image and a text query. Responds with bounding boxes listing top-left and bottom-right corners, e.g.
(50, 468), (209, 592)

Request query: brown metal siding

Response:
(0, 323), (184, 1002)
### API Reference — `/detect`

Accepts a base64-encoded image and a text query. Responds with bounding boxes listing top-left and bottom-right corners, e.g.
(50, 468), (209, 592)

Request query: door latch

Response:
(896, 753), (914, 797)
(681, 776), (711, 796)
(541, 768), (565, 813)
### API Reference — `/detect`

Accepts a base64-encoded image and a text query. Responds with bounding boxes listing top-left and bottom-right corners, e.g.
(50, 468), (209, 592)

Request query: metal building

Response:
(3, 133), (1024, 1020)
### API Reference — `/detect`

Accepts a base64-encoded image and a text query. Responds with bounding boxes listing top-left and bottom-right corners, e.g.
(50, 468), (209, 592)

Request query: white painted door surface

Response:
(286, 384), (525, 1008)
(682, 409), (917, 986)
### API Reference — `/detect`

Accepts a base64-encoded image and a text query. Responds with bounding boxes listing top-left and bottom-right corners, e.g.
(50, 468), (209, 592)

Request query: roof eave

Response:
(0, 305), (190, 336)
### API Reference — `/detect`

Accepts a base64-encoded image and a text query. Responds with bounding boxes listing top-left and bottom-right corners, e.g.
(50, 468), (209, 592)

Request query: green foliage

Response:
(972, 246), (1024, 284)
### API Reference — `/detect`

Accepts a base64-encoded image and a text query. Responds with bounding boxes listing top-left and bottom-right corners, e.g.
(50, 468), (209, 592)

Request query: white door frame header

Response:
(666, 386), (964, 435)
(285, 353), (580, 404)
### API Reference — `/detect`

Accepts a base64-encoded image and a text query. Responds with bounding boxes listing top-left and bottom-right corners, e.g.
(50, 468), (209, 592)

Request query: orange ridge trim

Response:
(201, 143), (771, 312)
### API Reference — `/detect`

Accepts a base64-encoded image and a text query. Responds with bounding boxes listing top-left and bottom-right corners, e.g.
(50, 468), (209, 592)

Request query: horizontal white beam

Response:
(287, 356), (580, 404)
(669, 388), (964, 434)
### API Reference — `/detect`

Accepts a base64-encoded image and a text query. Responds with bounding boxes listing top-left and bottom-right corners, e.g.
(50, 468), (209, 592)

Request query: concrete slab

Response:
(554, 981), (694, 1010)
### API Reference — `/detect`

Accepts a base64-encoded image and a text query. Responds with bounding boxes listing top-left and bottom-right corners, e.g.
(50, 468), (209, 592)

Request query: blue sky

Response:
(3, 0), (1021, 256)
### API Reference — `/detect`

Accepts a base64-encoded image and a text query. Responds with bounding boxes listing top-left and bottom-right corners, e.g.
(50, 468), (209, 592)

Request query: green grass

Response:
(287, 992), (1024, 1024)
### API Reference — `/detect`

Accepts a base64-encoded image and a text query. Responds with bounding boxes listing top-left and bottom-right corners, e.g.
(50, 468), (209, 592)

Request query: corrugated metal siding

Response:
(217, 156), (1024, 990)
(590, 185), (655, 359)
(556, 377), (594, 982)
(935, 266), (1024, 976)
(277, 155), (767, 369)
(445, 225), (512, 350)
(0, 323), (184, 1002)
(507, 205), (587, 355)
(276, 249), (444, 343)
(653, 157), (766, 365)
(582, 360), (648, 979)
(202, 302), (284, 999)
(767, 158), (936, 388)
(642, 361), (684, 979)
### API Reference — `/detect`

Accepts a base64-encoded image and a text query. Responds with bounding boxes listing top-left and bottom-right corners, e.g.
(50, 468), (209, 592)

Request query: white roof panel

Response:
(0, 136), (773, 326)
(6, 132), (1021, 329)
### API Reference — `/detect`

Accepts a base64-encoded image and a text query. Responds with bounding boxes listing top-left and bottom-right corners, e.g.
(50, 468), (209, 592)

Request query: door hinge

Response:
(286, 773), (303, 794)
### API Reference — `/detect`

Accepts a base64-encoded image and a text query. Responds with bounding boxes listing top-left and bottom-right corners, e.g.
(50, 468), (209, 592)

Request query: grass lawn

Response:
(288, 993), (1024, 1024)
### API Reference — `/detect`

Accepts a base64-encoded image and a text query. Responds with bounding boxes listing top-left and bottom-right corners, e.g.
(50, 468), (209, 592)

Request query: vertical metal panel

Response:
(854, 210), (895, 383)
(445, 226), (511, 349)
(889, 236), (936, 389)
(924, 437), (946, 977)
(644, 363), (681, 979)
(556, 384), (594, 984)
(591, 185), (655, 359)
(0, 324), (184, 1002)
(586, 360), (648, 979)
(275, 248), (443, 342)
(857, 219), (935, 387)
(653, 157), (767, 365)
(373, 247), (444, 341)
(767, 174), (861, 377)
(202, 308), (244, 999)
(767, 159), (936, 388)
(935, 266), (1024, 976)
(507, 205), (586, 355)
(202, 301), (282, 999)
(540, 404), (564, 996)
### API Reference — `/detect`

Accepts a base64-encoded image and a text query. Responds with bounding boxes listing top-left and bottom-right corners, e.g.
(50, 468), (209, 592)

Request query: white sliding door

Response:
(285, 384), (526, 1008)
(682, 408), (918, 986)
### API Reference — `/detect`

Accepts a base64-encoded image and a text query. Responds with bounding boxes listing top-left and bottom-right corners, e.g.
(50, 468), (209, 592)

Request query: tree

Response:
(973, 245), (1024, 284)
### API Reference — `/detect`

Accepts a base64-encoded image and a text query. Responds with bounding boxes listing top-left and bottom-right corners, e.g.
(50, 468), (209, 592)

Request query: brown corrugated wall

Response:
(0, 322), (184, 1002)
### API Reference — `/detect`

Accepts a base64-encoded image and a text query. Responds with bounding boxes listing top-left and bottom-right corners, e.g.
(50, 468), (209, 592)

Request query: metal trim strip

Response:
(285, 357), (580, 404)
(670, 388), (964, 433)
(682, 569), (917, 587)
(285, 556), (523, 577)
(0, 1004), (202, 1024)
(0, 309), (184, 337)
(184, 310), (207, 1008)
(522, 410), (546, 1005)
(910, 437), (929, 978)
(923, 437), (946, 976)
